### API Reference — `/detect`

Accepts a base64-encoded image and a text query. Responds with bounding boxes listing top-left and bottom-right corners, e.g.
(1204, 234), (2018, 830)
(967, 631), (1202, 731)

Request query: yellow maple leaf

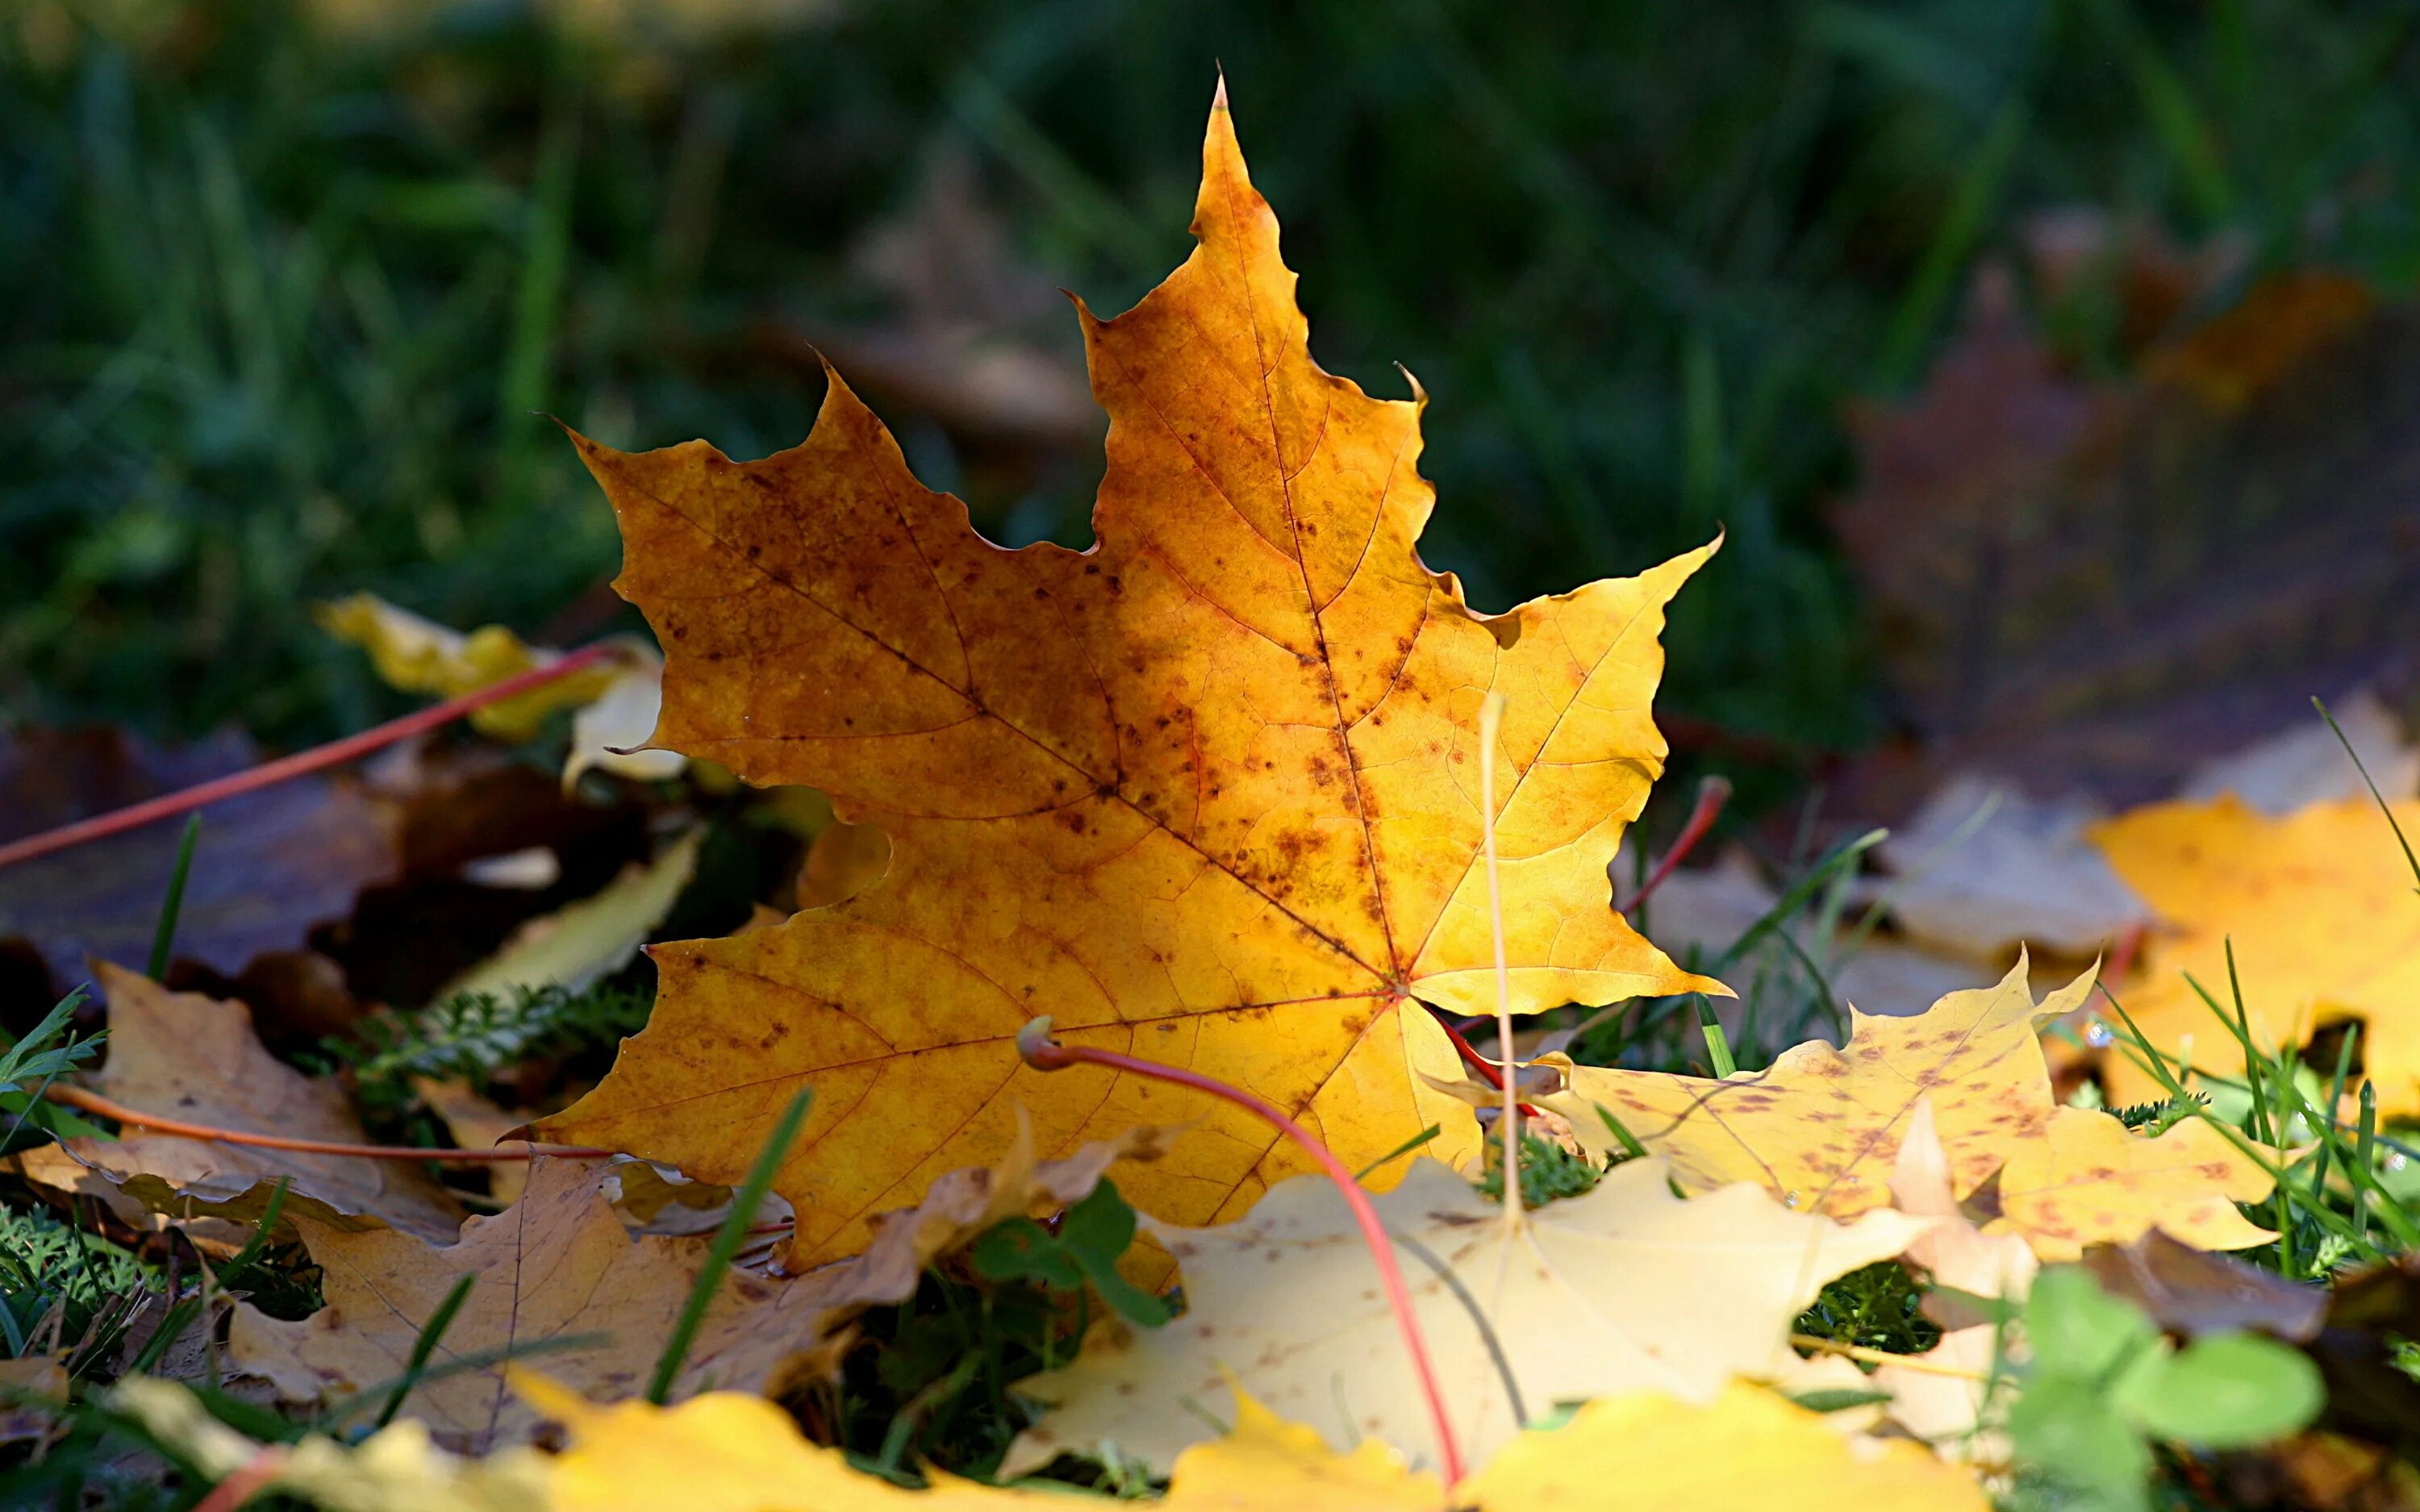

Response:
(532, 83), (1720, 1262)
(1538, 960), (2275, 1260)
(2092, 792), (2420, 1114)
(528, 1372), (1984, 1512)
(1460, 1381), (1989, 1510)
(1005, 1156), (1926, 1475)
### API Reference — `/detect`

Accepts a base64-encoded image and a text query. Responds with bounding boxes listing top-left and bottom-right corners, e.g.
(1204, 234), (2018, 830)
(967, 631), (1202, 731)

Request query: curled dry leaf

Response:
(2091, 793), (2420, 1115)
(1891, 1095), (2039, 1310)
(533, 86), (1720, 1268)
(1539, 960), (2276, 1260)
(319, 591), (682, 787)
(7, 964), (464, 1245)
(1004, 1156), (1929, 1476)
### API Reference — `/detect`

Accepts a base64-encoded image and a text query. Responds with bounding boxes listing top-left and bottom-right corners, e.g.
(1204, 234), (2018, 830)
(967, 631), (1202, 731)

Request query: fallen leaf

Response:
(0, 1354), (67, 1448)
(432, 829), (702, 1001)
(532, 86), (1720, 1264)
(2091, 793), (2420, 1114)
(317, 594), (616, 744)
(321, 593), (681, 789)
(1877, 773), (2149, 960)
(1540, 960), (2276, 1259)
(1868, 1325), (2009, 1464)
(1892, 1096), (2038, 1310)
(2083, 1229), (2328, 1343)
(1458, 1380), (1992, 1511)
(1003, 1155), (1928, 1475)
(792, 819), (891, 910)
(0, 727), (399, 989)
(2179, 690), (2419, 816)
(8, 964), (464, 1244)
(755, 1117), (1171, 1389)
(1833, 260), (2420, 807)
(227, 1156), (818, 1452)
(531, 1371), (1982, 1512)
(111, 1375), (549, 1512)
(415, 1077), (536, 1206)
(231, 1123), (1162, 1449)
(565, 651), (688, 789)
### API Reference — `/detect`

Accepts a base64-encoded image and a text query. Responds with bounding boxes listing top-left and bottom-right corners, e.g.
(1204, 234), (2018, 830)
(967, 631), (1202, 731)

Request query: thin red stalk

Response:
(1622, 773), (1732, 915)
(1016, 1018), (1466, 1485)
(1426, 1009), (1538, 1117)
(44, 1085), (611, 1162)
(192, 1446), (287, 1512)
(0, 643), (619, 872)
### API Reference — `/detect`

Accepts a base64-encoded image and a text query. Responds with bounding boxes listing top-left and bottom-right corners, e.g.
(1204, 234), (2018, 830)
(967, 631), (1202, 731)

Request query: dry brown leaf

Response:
(1541, 960), (2275, 1260)
(1877, 774), (2148, 960)
(227, 1156), (821, 1451)
(532, 86), (1718, 1266)
(1004, 1156), (1928, 1476)
(230, 1125), (1162, 1448)
(10, 964), (463, 1244)
(0, 727), (398, 989)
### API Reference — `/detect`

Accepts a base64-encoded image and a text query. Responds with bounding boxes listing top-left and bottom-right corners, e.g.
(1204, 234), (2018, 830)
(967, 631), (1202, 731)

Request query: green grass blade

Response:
(1715, 827), (1887, 973)
(2314, 696), (2420, 892)
(645, 1085), (814, 1405)
(144, 814), (201, 981)
(1694, 993), (1738, 1078)
(375, 1272), (476, 1429)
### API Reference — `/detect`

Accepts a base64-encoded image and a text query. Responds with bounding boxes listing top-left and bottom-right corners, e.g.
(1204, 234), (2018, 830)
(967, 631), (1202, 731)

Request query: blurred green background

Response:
(6, 0), (2417, 764)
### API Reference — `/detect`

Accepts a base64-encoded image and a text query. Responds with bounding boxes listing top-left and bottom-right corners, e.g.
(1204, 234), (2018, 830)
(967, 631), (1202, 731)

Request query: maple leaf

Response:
(112, 1376), (549, 1512)
(1458, 1380), (1990, 1511)
(1538, 960), (2275, 1260)
(2091, 792), (2420, 1115)
(532, 84), (1720, 1261)
(8, 964), (464, 1245)
(228, 1158), (828, 1451)
(230, 1129), (1161, 1447)
(1003, 1155), (1926, 1475)
(528, 1372), (1985, 1512)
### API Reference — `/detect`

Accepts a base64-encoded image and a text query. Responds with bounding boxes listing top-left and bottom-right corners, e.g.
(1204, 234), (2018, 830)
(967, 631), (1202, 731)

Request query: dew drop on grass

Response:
(2084, 1021), (2115, 1049)
(1783, 1191), (1801, 1209)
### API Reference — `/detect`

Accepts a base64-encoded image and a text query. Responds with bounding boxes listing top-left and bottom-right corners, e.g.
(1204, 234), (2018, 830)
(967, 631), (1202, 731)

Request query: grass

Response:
(10, 0), (2420, 771)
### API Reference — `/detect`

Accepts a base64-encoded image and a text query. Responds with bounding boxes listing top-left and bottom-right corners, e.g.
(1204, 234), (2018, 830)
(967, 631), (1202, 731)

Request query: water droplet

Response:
(2388, 1152), (2409, 1173)
(2084, 1021), (2115, 1049)
(1783, 1190), (1801, 1209)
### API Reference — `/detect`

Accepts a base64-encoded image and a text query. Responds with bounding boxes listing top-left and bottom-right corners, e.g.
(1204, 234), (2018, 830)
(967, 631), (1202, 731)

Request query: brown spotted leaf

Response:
(532, 85), (1719, 1264)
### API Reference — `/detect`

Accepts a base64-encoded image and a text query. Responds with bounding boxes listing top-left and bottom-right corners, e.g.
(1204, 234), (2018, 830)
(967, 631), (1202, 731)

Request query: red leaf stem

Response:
(1015, 1018), (1467, 1485)
(1621, 773), (1731, 916)
(43, 1084), (611, 1162)
(0, 642), (621, 872)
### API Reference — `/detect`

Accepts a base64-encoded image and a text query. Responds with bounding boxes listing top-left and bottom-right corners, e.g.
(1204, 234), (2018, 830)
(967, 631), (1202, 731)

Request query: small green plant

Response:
(0, 1203), (154, 1369)
(1475, 1131), (1607, 1210)
(2009, 1267), (2322, 1512)
(974, 1181), (1170, 1328)
(321, 981), (651, 1112)
(1794, 1260), (1940, 1357)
